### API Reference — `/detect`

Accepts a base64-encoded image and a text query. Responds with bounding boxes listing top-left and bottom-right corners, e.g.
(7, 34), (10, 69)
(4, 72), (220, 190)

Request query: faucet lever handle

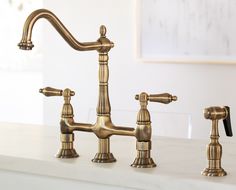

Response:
(135, 92), (177, 104)
(223, 106), (233, 137)
(148, 93), (177, 104)
(39, 87), (75, 97)
(39, 87), (62, 96)
(40, 87), (75, 118)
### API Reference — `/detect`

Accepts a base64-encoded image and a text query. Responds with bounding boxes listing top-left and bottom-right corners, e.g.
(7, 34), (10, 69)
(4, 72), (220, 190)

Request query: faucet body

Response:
(20, 9), (177, 167)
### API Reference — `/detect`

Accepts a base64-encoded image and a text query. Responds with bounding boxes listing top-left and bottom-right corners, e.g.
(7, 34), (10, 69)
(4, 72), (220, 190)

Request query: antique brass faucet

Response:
(202, 106), (233, 176)
(19, 9), (177, 168)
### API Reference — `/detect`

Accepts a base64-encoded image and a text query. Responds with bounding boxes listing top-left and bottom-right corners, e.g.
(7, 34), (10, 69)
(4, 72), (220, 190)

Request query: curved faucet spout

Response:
(18, 9), (114, 51)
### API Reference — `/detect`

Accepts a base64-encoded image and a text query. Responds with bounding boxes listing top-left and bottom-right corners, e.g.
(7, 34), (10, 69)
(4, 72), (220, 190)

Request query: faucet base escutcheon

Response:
(92, 138), (116, 163)
(56, 148), (79, 159)
(131, 156), (156, 168)
(56, 133), (79, 158)
(202, 168), (227, 177)
(131, 141), (156, 168)
(92, 153), (116, 163)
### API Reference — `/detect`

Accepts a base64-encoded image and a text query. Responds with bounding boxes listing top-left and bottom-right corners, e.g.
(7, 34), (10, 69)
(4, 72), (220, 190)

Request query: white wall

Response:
(0, 71), (43, 124)
(0, 1), (44, 124)
(40, 0), (236, 139)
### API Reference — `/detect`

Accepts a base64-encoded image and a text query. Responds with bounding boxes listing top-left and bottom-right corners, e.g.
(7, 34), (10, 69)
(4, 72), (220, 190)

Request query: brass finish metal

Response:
(131, 92), (177, 168)
(57, 133), (78, 158)
(20, 9), (177, 166)
(135, 93), (177, 104)
(131, 141), (156, 168)
(92, 138), (116, 163)
(39, 87), (75, 97)
(40, 87), (78, 158)
(18, 9), (113, 52)
(202, 106), (233, 177)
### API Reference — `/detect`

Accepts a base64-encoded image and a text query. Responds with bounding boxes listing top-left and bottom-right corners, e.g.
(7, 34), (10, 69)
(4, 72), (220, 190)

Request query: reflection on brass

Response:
(20, 9), (177, 167)
(202, 106), (233, 177)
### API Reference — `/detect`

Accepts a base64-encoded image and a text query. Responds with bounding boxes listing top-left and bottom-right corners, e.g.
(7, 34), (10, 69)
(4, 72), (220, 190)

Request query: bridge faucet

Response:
(19, 9), (177, 168)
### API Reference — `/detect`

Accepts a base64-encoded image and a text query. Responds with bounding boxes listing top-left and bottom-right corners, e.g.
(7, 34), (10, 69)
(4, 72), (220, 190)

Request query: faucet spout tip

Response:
(18, 40), (34, 50)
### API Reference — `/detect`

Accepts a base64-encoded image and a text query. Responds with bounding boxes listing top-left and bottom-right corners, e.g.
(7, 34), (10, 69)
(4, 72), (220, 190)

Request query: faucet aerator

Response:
(18, 41), (34, 50)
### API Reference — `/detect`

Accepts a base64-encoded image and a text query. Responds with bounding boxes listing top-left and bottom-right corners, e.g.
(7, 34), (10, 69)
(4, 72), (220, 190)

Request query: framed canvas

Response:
(136, 0), (236, 63)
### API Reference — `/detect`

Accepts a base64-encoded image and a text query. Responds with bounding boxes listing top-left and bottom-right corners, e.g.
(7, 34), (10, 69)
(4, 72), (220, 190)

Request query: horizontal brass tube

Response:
(108, 126), (135, 137)
(64, 119), (93, 133)
(63, 118), (135, 138)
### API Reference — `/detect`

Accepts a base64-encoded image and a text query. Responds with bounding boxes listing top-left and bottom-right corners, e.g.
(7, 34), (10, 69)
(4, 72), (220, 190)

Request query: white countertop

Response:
(0, 122), (235, 190)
